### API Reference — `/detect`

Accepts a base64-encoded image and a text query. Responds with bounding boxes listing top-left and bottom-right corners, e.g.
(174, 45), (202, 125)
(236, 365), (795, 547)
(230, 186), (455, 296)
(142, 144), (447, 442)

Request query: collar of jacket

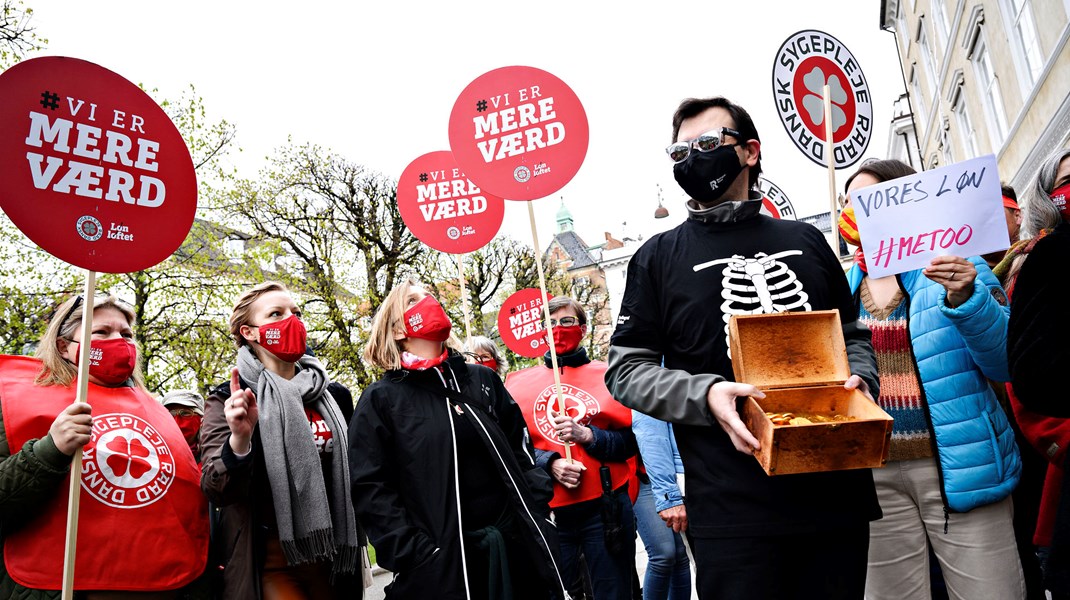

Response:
(543, 345), (591, 369)
(686, 190), (763, 224)
(387, 350), (471, 385)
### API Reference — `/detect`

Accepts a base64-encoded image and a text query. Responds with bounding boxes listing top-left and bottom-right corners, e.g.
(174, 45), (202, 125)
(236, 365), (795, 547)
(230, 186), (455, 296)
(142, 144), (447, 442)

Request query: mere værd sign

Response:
(448, 65), (589, 201)
(0, 56), (197, 273)
(772, 30), (872, 170)
(396, 150), (504, 254)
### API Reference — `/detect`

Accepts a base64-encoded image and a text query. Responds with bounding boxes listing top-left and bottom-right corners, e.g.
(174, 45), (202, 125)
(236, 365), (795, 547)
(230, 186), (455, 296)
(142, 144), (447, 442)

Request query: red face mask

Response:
(404, 296), (452, 342)
(256, 314), (307, 363)
(1051, 183), (1070, 219)
(172, 414), (202, 450)
(479, 358), (499, 372)
(551, 325), (585, 356)
(76, 338), (137, 385)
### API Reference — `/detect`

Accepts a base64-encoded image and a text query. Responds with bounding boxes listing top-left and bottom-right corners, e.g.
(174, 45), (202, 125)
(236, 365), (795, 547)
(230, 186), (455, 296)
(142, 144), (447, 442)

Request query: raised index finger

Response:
(230, 367), (241, 395)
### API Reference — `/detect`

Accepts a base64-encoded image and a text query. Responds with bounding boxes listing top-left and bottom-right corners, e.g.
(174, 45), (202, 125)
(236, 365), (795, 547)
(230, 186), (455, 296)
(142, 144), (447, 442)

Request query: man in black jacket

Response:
(605, 96), (881, 600)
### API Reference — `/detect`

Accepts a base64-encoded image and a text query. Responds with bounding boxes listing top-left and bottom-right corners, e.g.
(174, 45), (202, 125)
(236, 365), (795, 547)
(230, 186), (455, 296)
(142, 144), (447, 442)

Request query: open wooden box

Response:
(730, 310), (893, 476)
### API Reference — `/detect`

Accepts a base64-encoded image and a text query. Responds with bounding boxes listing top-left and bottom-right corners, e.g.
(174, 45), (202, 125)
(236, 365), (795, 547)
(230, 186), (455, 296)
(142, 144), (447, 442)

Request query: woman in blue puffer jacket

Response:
(839, 159), (1024, 600)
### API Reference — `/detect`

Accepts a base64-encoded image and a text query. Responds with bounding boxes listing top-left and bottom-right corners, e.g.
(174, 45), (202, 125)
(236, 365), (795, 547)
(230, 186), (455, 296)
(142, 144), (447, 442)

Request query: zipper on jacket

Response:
(897, 275), (954, 530)
(465, 402), (573, 600)
(437, 366), (473, 600)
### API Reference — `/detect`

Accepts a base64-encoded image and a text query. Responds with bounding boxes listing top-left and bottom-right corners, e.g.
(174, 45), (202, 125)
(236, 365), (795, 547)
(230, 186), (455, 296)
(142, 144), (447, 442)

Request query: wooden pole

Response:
(526, 201), (572, 462)
(457, 254), (473, 346)
(62, 269), (97, 600)
(823, 84), (839, 256)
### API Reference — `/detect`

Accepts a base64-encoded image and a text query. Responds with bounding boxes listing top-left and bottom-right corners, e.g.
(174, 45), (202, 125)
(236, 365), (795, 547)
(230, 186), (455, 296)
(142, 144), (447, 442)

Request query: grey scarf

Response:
(237, 346), (359, 574)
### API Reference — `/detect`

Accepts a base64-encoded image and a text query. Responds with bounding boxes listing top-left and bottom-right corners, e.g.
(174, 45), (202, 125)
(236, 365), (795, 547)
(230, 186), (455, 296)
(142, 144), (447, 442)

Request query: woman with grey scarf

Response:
(200, 281), (369, 599)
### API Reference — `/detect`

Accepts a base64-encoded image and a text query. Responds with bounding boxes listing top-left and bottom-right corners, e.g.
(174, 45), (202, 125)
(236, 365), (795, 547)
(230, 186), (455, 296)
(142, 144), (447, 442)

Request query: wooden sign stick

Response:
(62, 269), (97, 600)
(823, 84), (839, 256)
(457, 254), (473, 346)
(526, 201), (572, 463)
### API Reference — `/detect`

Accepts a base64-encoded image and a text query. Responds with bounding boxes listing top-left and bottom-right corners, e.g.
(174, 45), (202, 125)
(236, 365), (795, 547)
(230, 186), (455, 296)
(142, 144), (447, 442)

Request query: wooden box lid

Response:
(729, 310), (850, 390)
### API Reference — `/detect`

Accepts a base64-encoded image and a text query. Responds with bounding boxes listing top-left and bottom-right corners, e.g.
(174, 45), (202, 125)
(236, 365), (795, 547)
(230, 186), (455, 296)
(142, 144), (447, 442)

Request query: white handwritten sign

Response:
(851, 154), (1009, 278)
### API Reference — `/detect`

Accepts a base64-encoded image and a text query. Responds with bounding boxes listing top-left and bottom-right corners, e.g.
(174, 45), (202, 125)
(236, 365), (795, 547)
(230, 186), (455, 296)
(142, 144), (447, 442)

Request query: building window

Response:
(931, 0), (950, 51)
(898, 3), (912, 54)
(971, 32), (1010, 148)
(952, 92), (981, 158)
(917, 18), (939, 94)
(939, 118), (955, 165)
(225, 237), (245, 260)
(1005, 0), (1045, 86)
(910, 66), (927, 134)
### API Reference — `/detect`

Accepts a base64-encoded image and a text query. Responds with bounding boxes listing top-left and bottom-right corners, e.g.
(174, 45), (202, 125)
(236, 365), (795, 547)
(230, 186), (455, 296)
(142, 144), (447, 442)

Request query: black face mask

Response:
(673, 144), (744, 204)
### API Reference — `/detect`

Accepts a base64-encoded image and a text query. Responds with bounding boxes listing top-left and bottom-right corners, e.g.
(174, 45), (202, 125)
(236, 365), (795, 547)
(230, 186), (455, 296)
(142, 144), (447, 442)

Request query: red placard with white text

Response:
(0, 56), (197, 273)
(448, 66), (588, 201)
(396, 151), (504, 254)
(497, 288), (553, 358)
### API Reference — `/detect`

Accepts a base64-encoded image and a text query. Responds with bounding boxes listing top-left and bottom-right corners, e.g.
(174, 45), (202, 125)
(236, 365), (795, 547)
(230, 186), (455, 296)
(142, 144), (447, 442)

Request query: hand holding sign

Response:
(922, 255), (977, 307)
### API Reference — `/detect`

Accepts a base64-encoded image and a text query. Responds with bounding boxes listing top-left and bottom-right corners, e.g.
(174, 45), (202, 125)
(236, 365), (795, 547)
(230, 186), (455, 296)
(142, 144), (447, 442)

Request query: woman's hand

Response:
(49, 402), (93, 456)
(549, 410), (594, 445)
(225, 368), (258, 454)
(923, 255), (976, 308)
(550, 457), (586, 489)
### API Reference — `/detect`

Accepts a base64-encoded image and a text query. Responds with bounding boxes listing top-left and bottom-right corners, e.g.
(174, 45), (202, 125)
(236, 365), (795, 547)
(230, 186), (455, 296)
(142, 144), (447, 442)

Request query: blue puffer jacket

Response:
(847, 257), (1020, 513)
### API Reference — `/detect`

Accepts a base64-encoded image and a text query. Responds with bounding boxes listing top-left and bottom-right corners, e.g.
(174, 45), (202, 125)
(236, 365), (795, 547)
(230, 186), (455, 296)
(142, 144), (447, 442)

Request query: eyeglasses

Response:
(56, 295), (84, 325)
(666, 127), (742, 163)
(549, 316), (580, 327)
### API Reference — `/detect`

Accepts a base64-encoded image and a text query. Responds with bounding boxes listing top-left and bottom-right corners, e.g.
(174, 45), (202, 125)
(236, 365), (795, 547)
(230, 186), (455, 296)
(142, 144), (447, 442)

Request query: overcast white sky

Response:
(27, 0), (907, 249)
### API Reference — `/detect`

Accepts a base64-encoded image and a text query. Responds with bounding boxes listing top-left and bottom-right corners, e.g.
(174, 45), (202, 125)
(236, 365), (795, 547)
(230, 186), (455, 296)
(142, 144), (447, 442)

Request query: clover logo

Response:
(800, 66), (848, 136)
(105, 435), (153, 479)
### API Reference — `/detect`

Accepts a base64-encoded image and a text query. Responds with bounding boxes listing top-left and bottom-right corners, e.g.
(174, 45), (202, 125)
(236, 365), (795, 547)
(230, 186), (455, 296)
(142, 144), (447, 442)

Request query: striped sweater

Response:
(859, 281), (932, 461)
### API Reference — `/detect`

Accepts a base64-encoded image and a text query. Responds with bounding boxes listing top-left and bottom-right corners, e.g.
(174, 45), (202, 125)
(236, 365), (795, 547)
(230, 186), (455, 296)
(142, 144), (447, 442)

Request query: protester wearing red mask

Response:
(463, 335), (509, 379)
(200, 281), (367, 599)
(1006, 148), (1070, 598)
(0, 295), (207, 597)
(162, 389), (205, 463)
(350, 278), (568, 599)
(506, 296), (640, 600)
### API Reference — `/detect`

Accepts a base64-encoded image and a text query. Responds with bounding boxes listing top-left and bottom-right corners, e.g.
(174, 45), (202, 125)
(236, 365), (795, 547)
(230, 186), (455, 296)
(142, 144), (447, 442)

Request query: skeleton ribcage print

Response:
(693, 250), (812, 353)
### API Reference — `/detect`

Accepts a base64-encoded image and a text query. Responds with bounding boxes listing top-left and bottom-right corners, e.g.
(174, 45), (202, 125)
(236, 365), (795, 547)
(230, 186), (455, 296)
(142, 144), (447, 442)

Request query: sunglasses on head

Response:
(666, 127), (742, 164)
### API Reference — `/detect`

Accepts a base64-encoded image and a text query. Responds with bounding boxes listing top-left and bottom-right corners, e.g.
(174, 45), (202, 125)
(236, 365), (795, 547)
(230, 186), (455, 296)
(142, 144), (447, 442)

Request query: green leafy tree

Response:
(0, 0), (45, 69)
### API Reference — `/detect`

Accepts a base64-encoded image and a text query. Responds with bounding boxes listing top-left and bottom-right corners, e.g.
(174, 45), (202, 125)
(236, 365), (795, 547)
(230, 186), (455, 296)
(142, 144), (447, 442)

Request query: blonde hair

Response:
(229, 281), (289, 347)
(34, 295), (147, 390)
(363, 278), (462, 371)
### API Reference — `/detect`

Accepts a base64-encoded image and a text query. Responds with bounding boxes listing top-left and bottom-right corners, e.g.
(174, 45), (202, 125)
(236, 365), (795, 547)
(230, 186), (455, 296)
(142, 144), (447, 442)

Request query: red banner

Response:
(0, 56), (197, 273)
(448, 66), (588, 201)
(497, 288), (552, 358)
(396, 151), (504, 254)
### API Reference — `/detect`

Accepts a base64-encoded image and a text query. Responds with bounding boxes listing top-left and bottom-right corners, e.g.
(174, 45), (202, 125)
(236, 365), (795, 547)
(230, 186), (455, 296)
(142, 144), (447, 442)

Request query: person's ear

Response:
(239, 324), (258, 345)
(580, 324), (589, 337)
(392, 327), (407, 342)
(56, 336), (71, 356)
(741, 139), (761, 168)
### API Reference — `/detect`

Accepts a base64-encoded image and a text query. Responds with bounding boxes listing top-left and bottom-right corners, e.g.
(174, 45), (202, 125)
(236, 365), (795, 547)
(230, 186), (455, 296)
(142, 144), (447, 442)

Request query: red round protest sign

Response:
(497, 288), (553, 358)
(397, 151), (505, 254)
(757, 176), (797, 220)
(0, 56), (197, 273)
(448, 66), (588, 201)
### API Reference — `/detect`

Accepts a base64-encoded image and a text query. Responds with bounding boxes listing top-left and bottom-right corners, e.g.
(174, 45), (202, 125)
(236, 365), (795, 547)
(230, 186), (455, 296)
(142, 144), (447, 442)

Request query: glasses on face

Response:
(666, 127), (742, 163)
(549, 316), (580, 327)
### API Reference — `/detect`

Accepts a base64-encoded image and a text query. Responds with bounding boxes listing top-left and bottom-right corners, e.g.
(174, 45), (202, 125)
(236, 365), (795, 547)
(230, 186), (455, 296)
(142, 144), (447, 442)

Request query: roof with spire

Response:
(548, 199), (596, 270)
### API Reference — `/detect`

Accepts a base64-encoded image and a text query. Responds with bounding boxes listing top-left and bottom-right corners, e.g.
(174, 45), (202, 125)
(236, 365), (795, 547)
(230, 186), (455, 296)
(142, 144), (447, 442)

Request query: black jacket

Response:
(349, 354), (568, 598)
